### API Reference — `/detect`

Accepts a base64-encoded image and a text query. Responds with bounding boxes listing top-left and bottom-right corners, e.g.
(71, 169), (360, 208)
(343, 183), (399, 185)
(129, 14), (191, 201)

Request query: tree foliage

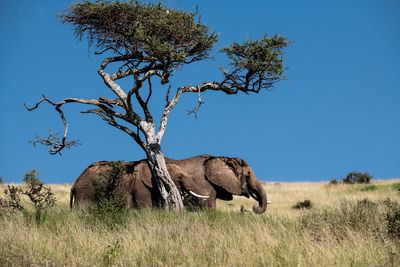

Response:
(221, 35), (288, 92)
(60, 1), (217, 83)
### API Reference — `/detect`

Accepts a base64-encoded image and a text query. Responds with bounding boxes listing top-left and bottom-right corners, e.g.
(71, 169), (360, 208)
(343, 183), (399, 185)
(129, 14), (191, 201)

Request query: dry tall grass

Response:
(1, 180), (399, 266)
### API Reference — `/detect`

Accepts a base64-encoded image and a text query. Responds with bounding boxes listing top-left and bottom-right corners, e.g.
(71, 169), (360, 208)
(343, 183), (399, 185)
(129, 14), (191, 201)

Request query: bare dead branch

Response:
(187, 86), (205, 119)
(156, 81), (237, 141)
(24, 95), (70, 154)
(24, 94), (144, 154)
(30, 132), (80, 155)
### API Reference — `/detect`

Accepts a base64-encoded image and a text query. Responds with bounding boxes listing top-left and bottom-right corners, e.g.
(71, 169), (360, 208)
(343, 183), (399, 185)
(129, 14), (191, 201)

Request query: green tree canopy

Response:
(61, 1), (218, 83)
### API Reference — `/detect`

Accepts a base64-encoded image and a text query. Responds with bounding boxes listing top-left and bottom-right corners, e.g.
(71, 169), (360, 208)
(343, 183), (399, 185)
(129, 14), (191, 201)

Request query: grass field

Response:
(1, 180), (400, 266)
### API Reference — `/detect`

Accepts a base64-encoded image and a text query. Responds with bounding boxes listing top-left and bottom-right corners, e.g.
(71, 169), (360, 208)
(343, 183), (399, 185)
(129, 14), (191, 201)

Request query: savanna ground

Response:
(1, 179), (400, 266)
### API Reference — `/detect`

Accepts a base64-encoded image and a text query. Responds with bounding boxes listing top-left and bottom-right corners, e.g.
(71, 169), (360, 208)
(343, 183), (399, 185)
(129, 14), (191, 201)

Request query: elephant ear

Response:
(205, 158), (242, 195)
(135, 161), (153, 188)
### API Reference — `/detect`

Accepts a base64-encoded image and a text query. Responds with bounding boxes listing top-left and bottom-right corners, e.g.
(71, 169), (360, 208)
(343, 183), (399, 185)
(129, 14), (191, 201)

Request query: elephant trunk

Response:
(250, 179), (268, 214)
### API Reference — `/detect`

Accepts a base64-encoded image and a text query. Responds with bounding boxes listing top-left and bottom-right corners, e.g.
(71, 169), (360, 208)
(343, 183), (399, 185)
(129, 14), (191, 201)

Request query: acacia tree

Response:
(25, 1), (288, 209)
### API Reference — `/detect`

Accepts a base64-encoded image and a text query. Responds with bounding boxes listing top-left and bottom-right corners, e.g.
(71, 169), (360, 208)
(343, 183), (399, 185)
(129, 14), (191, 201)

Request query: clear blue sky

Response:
(1, 0), (399, 183)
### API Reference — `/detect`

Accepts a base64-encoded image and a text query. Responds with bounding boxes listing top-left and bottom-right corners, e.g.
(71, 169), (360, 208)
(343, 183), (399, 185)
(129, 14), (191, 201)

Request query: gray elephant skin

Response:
(70, 155), (268, 214)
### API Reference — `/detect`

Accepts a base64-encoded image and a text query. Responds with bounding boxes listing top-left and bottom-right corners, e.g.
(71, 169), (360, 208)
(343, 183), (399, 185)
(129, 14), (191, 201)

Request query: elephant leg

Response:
(133, 187), (153, 208)
(131, 178), (153, 208)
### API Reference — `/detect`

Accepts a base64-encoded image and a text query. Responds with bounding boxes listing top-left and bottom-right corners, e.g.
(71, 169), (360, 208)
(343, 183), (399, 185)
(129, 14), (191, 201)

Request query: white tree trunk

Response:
(146, 144), (184, 209)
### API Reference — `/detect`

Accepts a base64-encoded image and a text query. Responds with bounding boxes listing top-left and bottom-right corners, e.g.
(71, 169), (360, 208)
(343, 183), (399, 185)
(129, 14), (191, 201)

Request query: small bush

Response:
(384, 199), (400, 239)
(293, 199), (313, 209)
(0, 185), (24, 213)
(0, 170), (56, 223)
(23, 170), (56, 223)
(344, 198), (380, 232)
(343, 172), (373, 184)
(329, 179), (338, 185)
(0, 176), (3, 184)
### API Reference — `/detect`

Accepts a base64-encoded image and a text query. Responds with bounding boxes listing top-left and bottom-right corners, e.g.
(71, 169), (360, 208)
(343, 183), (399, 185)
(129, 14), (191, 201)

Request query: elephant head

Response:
(204, 157), (268, 214)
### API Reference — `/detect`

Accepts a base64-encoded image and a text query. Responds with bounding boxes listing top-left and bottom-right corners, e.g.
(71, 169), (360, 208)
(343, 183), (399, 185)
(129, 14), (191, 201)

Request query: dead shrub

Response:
(0, 170), (56, 223)
(293, 199), (313, 209)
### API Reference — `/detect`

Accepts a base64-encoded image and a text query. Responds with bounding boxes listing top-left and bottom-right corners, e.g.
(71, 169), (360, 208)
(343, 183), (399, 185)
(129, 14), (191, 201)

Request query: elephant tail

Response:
(69, 184), (76, 210)
(251, 181), (268, 214)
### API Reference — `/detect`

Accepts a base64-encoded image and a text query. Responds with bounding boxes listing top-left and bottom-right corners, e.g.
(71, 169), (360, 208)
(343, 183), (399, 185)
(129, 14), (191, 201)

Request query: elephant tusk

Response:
(189, 190), (210, 199)
(267, 201), (272, 204)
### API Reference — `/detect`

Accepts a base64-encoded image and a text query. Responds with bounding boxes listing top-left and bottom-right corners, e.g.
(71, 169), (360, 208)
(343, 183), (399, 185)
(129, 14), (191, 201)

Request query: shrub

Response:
(0, 176), (3, 185)
(0, 185), (24, 213)
(23, 170), (56, 223)
(343, 198), (380, 232)
(384, 199), (400, 239)
(329, 179), (338, 185)
(343, 172), (373, 184)
(0, 170), (56, 223)
(293, 199), (313, 209)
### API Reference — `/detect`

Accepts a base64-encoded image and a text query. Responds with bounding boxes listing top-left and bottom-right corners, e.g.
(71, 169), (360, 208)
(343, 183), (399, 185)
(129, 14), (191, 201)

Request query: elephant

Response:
(165, 155), (268, 214)
(70, 155), (268, 214)
(69, 159), (209, 209)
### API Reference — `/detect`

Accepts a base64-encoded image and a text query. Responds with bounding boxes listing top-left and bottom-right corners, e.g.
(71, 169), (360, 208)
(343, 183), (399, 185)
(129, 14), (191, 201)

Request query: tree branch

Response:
(157, 86), (185, 141)
(187, 86), (205, 119)
(134, 77), (153, 122)
(145, 77), (153, 106)
(97, 54), (145, 103)
(82, 109), (145, 150)
(24, 95), (71, 154)
(30, 131), (80, 155)
(156, 81), (239, 141)
(98, 69), (128, 101)
(24, 95), (144, 154)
